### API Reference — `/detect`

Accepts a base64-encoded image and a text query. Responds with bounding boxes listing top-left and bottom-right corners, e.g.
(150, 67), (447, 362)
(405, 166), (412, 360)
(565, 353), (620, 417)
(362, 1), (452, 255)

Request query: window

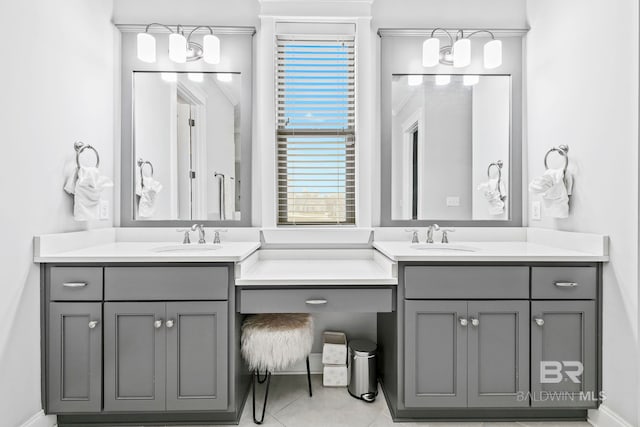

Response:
(276, 35), (356, 225)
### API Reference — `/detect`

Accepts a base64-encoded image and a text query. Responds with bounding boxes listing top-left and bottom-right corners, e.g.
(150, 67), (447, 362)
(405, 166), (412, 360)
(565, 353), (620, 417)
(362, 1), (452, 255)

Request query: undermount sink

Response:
(153, 244), (223, 253)
(410, 243), (479, 252)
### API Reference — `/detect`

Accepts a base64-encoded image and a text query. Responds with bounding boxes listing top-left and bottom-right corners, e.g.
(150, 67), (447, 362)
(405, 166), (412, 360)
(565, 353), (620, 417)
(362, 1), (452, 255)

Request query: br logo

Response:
(540, 361), (583, 383)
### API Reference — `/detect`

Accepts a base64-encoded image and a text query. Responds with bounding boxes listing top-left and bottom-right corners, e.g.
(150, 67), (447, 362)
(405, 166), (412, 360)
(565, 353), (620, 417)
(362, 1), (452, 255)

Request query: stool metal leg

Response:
(256, 369), (269, 384)
(306, 356), (312, 397)
(252, 370), (271, 425)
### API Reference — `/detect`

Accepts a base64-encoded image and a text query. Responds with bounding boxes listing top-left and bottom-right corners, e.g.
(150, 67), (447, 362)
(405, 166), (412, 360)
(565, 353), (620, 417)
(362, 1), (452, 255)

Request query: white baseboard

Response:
(589, 405), (634, 427)
(19, 411), (56, 427)
(275, 352), (324, 375)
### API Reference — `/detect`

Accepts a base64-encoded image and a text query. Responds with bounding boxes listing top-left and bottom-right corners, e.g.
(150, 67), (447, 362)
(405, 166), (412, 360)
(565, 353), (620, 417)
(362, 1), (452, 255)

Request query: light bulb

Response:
(453, 38), (471, 68)
(435, 75), (451, 86)
(407, 75), (423, 86)
(188, 73), (204, 82)
(422, 38), (440, 67)
(217, 73), (233, 82)
(161, 72), (177, 82)
(169, 33), (187, 63)
(484, 39), (502, 69)
(463, 75), (479, 86)
(203, 34), (221, 64)
(137, 33), (156, 63)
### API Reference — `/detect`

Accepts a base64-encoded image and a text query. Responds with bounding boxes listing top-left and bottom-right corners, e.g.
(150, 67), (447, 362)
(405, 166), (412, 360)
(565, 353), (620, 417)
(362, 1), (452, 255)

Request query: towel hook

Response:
(137, 158), (154, 180)
(74, 141), (100, 169)
(543, 145), (569, 173)
(487, 160), (506, 202)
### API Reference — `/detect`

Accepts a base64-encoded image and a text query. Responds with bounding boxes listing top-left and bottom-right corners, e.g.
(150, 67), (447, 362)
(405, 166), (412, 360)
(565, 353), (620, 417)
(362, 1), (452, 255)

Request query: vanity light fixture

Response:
(463, 75), (480, 86)
(137, 23), (221, 64)
(188, 73), (204, 82)
(435, 75), (451, 86)
(422, 29), (502, 69)
(407, 75), (423, 86)
(161, 72), (177, 82)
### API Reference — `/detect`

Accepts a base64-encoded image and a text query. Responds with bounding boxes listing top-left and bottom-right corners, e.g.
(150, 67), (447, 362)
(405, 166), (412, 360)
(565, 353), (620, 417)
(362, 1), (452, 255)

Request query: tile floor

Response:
(215, 375), (592, 427)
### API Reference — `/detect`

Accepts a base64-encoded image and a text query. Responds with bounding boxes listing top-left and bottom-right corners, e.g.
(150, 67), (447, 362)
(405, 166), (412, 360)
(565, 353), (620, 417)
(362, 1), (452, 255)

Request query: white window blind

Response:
(276, 35), (356, 225)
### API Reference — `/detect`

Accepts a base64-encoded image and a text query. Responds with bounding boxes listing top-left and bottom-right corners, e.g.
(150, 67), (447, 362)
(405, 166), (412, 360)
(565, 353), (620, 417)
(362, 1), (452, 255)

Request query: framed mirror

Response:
(119, 26), (255, 226)
(391, 74), (510, 221)
(133, 71), (241, 221)
(379, 29), (524, 226)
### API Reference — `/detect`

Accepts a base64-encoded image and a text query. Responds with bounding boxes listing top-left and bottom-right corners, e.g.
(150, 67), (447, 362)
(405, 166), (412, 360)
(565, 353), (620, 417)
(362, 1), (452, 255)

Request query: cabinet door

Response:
(467, 301), (529, 407)
(166, 301), (228, 411)
(531, 301), (597, 408)
(104, 302), (166, 412)
(48, 303), (102, 413)
(404, 300), (467, 407)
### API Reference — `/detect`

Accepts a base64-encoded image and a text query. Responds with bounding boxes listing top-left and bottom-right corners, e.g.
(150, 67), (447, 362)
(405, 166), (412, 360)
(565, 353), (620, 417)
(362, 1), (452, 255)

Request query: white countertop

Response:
(373, 241), (609, 262)
(235, 249), (398, 286)
(34, 240), (261, 263)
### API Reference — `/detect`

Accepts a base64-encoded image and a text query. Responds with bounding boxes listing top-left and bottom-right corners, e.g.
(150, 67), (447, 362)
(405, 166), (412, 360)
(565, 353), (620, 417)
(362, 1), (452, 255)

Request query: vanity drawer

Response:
(531, 267), (597, 299)
(238, 288), (393, 313)
(104, 267), (228, 301)
(404, 266), (529, 299)
(50, 267), (103, 301)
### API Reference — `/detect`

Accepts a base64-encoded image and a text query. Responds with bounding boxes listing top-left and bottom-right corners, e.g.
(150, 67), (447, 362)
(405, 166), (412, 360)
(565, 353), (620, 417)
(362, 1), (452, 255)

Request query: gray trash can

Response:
(347, 339), (378, 402)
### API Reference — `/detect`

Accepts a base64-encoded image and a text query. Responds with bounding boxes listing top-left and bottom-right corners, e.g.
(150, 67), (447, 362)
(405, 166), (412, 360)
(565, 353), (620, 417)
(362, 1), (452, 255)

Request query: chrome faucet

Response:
(191, 224), (206, 244)
(405, 229), (420, 244)
(213, 229), (227, 244)
(426, 224), (440, 244)
(440, 228), (455, 244)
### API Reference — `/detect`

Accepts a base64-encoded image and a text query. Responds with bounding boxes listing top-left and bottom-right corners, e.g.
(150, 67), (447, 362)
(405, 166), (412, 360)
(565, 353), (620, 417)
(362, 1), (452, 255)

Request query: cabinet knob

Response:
(88, 320), (99, 329)
(166, 319), (175, 328)
(459, 317), (468, 327)
(154, 320), (163, 329)
(534, 317), (545, 327)
(471, 318), (480, 327)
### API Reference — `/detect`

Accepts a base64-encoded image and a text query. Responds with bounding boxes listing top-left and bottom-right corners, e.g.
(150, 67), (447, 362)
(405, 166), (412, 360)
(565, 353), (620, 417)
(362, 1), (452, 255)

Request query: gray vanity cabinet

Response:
(48, 302), (102, 413)
(104, 301), (229, 412)
(530, 300), (597, 408)
(467, 300), (530, 408)
(404, 300), (468, 407)
(166, 301), (228, 411)
(405, 300), (529, 408)
(104, 302), (167, 412)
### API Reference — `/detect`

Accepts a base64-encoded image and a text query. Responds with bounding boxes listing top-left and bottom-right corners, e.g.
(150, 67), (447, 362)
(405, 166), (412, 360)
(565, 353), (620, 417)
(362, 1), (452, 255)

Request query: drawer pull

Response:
(305, 299), (328, 305)
(534, 317), (545, 327)
(554, 281), (579, 288)
(471, 317), (480, 327)
(62, 282), (87, 288)
(154, 320), (163, 329)
(165, 319), (175, 328)
(459, 317), (468, 327)
(88, 320), (99, 329)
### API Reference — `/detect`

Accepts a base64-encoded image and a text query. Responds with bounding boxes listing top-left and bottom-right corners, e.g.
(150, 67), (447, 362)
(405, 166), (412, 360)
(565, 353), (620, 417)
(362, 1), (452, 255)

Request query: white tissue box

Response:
(323, 364), (348, 387)
(322, 331), (347, 365)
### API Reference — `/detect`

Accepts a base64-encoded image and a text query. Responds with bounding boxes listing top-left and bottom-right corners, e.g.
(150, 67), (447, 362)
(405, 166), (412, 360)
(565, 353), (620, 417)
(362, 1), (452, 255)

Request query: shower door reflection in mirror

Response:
(133, 71), (241, 221)
(391, 74), (511, 221)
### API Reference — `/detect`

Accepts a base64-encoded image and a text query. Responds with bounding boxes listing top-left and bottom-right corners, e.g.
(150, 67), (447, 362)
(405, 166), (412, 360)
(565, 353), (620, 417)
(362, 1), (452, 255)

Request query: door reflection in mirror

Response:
(391, 74), (510, 221)
(133, 71), (241, 221)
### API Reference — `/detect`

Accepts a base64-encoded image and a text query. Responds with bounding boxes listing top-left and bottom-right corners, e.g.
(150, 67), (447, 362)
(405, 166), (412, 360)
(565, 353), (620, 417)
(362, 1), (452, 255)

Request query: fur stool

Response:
(241, 313), (314, 424)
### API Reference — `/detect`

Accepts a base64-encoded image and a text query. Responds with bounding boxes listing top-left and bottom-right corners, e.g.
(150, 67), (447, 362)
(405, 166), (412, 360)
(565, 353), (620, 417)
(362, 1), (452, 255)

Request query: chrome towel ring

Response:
(74, 141), (100, 168)
(137, 158), (154, 180)
(487, 160), (506, 202)
(544, 145), (569, 173)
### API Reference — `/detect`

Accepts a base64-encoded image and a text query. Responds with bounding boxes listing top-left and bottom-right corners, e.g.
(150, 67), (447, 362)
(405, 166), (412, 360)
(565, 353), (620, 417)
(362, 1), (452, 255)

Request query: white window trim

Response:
(255, 14), (374, 228)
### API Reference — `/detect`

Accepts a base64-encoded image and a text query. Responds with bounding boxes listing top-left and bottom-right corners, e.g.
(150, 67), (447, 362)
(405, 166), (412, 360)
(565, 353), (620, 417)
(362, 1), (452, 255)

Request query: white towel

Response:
(136, 175), (163, 218)
(72, 167), (113, 221)
(477, 178), (505, 215)
(529, 168), (569, 219)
